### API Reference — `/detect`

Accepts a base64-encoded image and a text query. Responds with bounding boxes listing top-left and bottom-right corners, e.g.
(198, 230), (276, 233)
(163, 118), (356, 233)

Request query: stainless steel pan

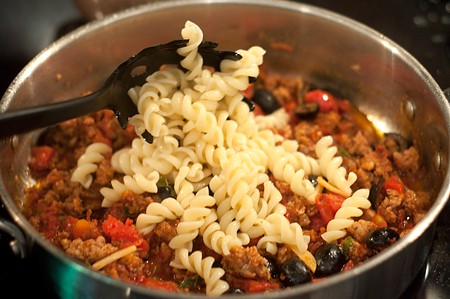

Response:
(1, 1), (449, 298)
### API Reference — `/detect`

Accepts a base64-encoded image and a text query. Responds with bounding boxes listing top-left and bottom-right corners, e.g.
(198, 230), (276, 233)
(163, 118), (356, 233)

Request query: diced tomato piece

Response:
(29, 146), (54, 173)
(242, 83), (255, 99)
(317, 200), (334, 225)
(383, 175), (404, 193)
(136, 275), (180, 292)
(232, 278), (281, 293)
(253, 103), (264, 116)
(315, 193), (346, 225)
(102, 215), (149, 256)
(304, 89), (338, 112)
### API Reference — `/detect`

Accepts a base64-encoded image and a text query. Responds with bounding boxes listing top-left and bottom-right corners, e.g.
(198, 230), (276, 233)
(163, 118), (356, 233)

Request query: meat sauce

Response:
(22, 71), (431, 294)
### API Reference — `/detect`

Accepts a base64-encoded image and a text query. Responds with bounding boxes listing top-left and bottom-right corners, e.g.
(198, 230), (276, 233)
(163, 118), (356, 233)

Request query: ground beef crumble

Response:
(61, 236), (117, 263)
(222, 246), (271, 280)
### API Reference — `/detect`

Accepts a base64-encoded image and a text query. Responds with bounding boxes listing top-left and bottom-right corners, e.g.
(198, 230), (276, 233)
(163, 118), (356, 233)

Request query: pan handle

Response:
(0, 218), (30, 258)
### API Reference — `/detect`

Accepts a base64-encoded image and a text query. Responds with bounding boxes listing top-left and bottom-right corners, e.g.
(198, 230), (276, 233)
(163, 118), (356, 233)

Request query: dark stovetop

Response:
(0, 0), (449, 298)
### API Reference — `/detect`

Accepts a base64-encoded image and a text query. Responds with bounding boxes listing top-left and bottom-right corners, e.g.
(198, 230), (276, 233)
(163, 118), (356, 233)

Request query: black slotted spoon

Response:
(0, 39), (242, 142)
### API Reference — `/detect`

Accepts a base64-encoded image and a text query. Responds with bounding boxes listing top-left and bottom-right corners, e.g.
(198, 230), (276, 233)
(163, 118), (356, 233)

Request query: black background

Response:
(0, 1), (449, 298)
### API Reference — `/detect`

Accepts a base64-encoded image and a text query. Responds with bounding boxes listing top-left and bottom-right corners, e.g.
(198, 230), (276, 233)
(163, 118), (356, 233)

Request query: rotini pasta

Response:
(100, 171), (160, 208)
(136, 197), (185, 235)
(177, 20), (204, 80)
(268, 144), (321, 203)
(169, 187), (215, 252)
(321, 188), (371, 243)
(199, 209), (247, 255)
(315, 136), (357, 197)
(171, 248), (229, 295)
(258, 213), (310, 256)
(71, 142), (112, 188)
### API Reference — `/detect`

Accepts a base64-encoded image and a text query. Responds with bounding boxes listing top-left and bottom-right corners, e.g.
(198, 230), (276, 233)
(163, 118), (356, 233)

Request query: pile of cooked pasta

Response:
(71, 21), (366, 294)
(25, 20), (429, 296)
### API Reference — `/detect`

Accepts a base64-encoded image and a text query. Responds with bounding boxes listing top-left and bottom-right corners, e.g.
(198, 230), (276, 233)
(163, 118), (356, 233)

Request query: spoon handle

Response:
(0, 91), (108, 139)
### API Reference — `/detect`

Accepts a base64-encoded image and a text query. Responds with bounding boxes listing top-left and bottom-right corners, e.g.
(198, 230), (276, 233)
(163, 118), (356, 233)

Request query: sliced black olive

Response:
(142, 131), (154, 143)
(208, 186), (214, 197)
(280, 258), (312, 286)
(366, 228), (400, 249)
(157, 178), (175, 199)
(314, 243), (346, 277)
(157, 186), (173, 199)
(294, 102), (319, 118)
(242, 97), (255, 111)
(252, 88), (280, 114)
(309, 175), (319, 187)
(249, 76), (257, 83)
(384, 133), (412, 151)
(265, 257), (279, 278)
(213, 260), (222, 268)
(368, 178), (384, 209)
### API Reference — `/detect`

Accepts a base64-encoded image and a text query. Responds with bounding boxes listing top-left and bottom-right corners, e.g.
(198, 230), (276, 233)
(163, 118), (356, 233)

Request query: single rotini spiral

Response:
(110, 147), (133, 175)
(258, 213), (310, 256)
(171, 248), (229, 295)
(219, 46), (265, 91)
(100, 171), (159, 207)
(174, 165), (206, 208)
(71, 142), (112, 188)
(136, 197), (185, 235)
(199, 209), (247, 256)
(225, 94), (258, 139)
(315, 136), (357, 197)
(111, 146), (154, 177)
(177, 21), (204, 80)
(268, 145), (320, 203)
(220, 118), (250, 151)
(321, 188), (371, 243)
(141, 115), (185, 159)
(254, 180), (286, 219)
(169, 187), (215, 251)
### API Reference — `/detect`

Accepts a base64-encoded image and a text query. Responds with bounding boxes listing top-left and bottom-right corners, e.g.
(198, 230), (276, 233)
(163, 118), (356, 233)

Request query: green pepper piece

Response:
(342, 236), (355, 259)
(180, 275), (199, 289)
